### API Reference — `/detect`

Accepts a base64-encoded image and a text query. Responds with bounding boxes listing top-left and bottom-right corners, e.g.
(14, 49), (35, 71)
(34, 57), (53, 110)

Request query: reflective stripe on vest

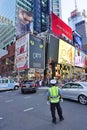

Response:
(49, 86), (60, 103)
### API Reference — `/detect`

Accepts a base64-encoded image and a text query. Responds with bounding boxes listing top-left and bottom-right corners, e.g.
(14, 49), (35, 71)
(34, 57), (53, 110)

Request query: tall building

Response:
(33, 0), (49, 33)
(68, 9), (87, 31)
(49, 0), (62, 18)
(0, 0), (62, 50)
(68, 9), (87, 50)
(0, 0), (33, 50)
(0, 16), (15, 49)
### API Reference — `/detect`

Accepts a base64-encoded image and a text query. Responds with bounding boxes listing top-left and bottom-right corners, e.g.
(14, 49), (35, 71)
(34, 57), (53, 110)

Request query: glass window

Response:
(71, 83), (83, 89)
(2, 80), (5, 83)
(63, 84), (71, 88)
(10, 79), (14, 83)
(5, 80), (8, 83)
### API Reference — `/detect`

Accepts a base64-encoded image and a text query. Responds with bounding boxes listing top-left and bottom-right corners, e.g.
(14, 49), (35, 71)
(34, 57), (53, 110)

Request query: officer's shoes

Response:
(60, 117), (64, 121)
(52, 119), (56, 124)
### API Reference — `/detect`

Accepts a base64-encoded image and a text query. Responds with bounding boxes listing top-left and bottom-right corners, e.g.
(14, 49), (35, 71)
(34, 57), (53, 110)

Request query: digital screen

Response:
(29, 34), (45, 69)
(73, 32), (82, 49)
(75, 48), (85, 67)
(58, 39), (75, 66)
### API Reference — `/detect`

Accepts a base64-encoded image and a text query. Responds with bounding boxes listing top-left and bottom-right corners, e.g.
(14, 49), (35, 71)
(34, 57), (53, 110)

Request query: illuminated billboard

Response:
(73, 31), (82, 49)
(29, 34), (45, 69)
(58, 39), (75, 65)
(15, 34), (29, 70)
(51, 12), (73, 40)
(75, 49), (85, 67)
(16, 7), (33, 38)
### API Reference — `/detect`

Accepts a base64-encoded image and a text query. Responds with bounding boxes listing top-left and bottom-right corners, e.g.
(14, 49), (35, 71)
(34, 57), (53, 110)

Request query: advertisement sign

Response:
(58, 39), (75, 65)
(51, 12), (73, 40)
(15, 34), (29, 70)
(75, 49), (85, 67)
(29, 34), (45, 69)
(49, 34), (59, 62)
(73, 31), (82, 49)
(16, 7), (33, 38)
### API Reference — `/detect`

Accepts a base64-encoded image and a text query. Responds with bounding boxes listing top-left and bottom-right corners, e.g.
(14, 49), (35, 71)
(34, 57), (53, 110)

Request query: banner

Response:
(15, 34), (29, 70)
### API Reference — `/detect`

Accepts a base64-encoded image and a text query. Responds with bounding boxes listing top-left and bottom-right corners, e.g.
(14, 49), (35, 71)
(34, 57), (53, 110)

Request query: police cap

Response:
(50, 79), (56, 84)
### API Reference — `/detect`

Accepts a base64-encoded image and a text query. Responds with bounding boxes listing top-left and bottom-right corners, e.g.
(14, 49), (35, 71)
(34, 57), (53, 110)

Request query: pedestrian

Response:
(47, 79), (64, 124)
(39, 79), (42, 87)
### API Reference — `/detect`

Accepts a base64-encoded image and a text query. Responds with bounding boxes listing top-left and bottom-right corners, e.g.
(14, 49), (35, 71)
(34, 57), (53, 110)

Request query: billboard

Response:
(29, 34), (45, 69)
(73, 31), (82, 49)
(49, 34), (59, 63)
(58, 39), (75, 65)
(51, 12), (73, 40)
(15, 34), (29, 70)
(16, 7), (33, 38)
(75, 49), (85, 67)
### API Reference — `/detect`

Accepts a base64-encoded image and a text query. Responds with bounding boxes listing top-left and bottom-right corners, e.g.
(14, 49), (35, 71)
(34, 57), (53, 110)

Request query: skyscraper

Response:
(49, 0), (62, 18)
(0, 0), (62, 49)
(68, 9), (87, 50)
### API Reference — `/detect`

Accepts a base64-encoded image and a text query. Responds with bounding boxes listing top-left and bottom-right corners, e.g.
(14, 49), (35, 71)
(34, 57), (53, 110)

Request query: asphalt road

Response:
(0, 88), (87, 130)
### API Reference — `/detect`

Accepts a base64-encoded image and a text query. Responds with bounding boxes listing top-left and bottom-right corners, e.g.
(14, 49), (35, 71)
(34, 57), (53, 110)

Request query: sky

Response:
(61, 0), (87, 24)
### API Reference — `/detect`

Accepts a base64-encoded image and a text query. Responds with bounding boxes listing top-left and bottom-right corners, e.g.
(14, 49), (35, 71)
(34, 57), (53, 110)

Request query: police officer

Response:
(47, 79), (64, 124)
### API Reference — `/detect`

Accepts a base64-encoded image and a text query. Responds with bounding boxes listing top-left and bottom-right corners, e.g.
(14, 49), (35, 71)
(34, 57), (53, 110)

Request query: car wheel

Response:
(78, 95), (87, 105)
(14, 85), (19, 90)
(34, 90), (37, 93)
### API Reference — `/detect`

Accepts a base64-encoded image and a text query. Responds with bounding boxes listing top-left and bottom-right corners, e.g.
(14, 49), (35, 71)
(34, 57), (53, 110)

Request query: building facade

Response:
(49, 0), (62, 18)
(68, 9), (87, 50)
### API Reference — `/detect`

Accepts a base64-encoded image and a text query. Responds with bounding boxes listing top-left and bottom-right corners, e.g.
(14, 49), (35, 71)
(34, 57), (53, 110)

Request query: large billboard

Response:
(75, 49), (85, 67)
(73, 31), (82, 49)
(15, 34), (29, 70)
(58, 39), (75, 65)
(29, 34), (45, 69)
(16, 7), (33, 38)
(51, 12), (73, 40)
(48, 34), (59, 63)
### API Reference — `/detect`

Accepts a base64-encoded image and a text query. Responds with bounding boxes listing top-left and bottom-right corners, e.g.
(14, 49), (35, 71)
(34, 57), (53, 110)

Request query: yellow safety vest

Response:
(49, 86), (60, 103)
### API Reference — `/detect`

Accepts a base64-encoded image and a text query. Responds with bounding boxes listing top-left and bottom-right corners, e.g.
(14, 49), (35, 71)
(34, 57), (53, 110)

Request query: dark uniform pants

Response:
(50, 102), (63, 121)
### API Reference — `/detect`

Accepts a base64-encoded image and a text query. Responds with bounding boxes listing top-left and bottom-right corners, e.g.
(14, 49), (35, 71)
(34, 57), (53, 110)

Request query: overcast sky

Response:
(61, 0), (87, 24)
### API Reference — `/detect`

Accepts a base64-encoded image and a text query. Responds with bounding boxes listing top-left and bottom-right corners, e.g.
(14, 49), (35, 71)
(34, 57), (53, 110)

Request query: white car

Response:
(61, 82), (87, 105)
(0, 78), (19, 91)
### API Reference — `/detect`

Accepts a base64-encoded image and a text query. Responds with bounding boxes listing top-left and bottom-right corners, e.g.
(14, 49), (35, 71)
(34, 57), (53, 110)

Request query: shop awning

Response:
(0, 49), (8, 58)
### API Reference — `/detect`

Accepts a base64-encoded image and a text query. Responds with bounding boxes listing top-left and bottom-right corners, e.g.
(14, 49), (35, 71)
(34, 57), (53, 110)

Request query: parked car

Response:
(61, 82), (87, 105)
(0, 78), (19, 91)
(21, 80), (37, 94)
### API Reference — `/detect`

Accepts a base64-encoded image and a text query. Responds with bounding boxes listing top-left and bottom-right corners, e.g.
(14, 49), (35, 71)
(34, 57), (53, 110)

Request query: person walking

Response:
(47, 79), (64, 124)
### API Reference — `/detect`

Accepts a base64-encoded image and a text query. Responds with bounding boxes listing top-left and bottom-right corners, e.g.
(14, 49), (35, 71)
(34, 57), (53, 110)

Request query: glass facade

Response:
(49, 0), (62, 18)
(0, 0), (62, 49)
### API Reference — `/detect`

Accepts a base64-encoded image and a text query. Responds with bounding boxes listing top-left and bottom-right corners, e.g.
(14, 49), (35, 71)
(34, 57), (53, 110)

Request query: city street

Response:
(0, 88), (87, 130)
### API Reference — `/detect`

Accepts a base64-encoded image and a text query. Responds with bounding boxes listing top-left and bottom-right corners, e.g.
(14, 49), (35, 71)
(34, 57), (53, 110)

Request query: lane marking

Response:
(0, 117), (3, 120)
(5, 99), (14, 103)
(24, 96), (31, 99)
(11, 93), (16, 95)
(24, 107), (34, 112)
